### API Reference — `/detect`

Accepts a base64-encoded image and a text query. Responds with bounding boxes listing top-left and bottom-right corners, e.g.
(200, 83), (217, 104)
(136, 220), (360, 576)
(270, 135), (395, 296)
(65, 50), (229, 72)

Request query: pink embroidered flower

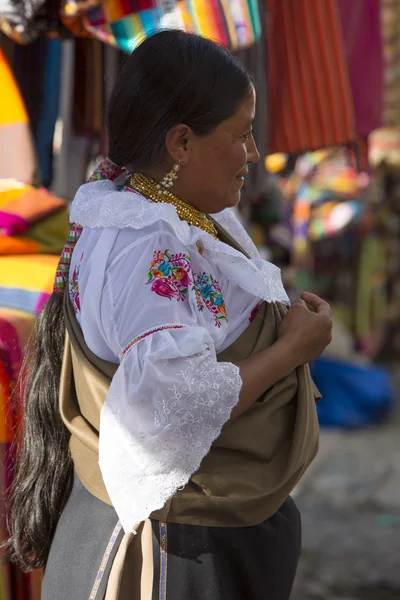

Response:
(147, 249), (193, 302)
(151, 278), (179, 300)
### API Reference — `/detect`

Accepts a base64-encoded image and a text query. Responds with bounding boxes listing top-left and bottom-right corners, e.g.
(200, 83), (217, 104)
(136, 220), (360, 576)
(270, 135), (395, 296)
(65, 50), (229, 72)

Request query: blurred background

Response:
(0, 0), (400, 598)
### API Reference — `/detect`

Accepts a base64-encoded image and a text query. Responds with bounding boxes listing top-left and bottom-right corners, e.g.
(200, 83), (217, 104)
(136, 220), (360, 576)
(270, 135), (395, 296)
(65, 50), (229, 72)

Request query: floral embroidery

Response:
(120, 325), (185, 360)
(193, 273), (227, 327)
(147, 250), (227, 326)
(249, 302), (261, 322)
(147, 250), (193, 301)
(69, 253), (83, 313)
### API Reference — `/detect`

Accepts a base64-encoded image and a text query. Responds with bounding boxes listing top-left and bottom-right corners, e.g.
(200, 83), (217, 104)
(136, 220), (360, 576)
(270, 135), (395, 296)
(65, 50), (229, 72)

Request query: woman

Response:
(6, 31), (332, 599)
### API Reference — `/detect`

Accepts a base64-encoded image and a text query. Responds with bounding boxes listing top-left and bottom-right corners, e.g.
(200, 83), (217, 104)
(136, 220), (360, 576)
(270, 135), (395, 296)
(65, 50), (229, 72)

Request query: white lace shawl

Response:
(68, 180), (289, 532)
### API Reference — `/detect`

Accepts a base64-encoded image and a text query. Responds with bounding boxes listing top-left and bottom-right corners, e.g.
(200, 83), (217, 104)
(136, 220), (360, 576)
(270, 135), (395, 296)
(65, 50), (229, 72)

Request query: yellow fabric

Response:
(0, 255), (58, 292)
(0, 49), (28, 126)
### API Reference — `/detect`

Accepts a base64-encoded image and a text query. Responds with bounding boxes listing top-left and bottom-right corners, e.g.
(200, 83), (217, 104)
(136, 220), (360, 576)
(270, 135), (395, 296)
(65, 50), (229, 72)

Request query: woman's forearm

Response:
(229, 339), (297, 423)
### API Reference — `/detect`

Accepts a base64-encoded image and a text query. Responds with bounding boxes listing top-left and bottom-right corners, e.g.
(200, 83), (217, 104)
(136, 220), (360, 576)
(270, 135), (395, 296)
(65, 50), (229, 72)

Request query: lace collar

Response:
(70, 179), (290, 305)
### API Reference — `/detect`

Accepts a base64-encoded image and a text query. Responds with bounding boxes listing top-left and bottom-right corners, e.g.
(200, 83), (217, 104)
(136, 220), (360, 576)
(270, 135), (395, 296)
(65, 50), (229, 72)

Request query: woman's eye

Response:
(243, 131), (253, 140)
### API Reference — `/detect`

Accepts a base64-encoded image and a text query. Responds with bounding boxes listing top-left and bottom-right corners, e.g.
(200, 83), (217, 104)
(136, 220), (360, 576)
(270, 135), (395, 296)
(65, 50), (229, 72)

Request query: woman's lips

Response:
(235, 170), (248, 181)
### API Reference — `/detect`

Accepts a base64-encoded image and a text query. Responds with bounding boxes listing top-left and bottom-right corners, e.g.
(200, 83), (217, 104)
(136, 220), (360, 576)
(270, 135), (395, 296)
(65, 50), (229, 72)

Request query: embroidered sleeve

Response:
(99, 233), (241, 532)
(105, 235), (229, 358)
(100, 327), (241, 533)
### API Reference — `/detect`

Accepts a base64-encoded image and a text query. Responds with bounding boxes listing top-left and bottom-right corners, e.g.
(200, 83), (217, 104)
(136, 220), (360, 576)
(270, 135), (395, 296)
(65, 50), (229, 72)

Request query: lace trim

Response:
(100, 356), (242, 533)
(70, 180), (290, 305)
(120, 324), (186, 361)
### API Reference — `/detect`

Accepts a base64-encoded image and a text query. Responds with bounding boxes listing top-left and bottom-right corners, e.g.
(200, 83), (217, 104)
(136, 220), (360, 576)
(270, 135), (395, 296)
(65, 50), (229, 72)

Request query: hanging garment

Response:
(266, 0), (356, 154)
(35, 39), (63, 187)
(12, 37), (62, 186)
(336, 0), (383, 138)
(0, 48), (35, 183)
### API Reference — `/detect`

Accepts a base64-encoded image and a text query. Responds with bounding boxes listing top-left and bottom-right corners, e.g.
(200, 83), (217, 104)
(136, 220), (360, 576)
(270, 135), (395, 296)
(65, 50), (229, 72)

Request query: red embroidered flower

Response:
(173, 267), (192, 287)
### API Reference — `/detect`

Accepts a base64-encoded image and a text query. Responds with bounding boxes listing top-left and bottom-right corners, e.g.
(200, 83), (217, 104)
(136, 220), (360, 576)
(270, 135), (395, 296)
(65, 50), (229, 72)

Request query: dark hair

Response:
(108, 30), (253, 168)
(4, 30), (252, 572)
(4, 292), (72, 571)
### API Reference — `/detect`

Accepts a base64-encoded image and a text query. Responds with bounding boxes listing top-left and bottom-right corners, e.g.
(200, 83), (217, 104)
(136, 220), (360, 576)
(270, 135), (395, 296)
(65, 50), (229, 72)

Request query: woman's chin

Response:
(227, 189), (242, 208)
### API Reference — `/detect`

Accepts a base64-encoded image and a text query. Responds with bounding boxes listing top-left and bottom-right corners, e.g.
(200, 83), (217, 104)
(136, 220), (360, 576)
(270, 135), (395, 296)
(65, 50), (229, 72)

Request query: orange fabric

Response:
(0, 237), (40, 255)
(267, 0), (356, 154)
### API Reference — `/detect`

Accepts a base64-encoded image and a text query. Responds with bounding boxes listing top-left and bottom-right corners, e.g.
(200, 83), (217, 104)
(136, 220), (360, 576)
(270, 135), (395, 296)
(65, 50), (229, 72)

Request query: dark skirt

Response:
(42, 473), (301, 600)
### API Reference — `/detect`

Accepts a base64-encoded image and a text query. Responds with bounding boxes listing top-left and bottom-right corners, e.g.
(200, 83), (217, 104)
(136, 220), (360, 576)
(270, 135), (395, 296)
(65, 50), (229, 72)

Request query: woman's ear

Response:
(165, 124), (194, 166)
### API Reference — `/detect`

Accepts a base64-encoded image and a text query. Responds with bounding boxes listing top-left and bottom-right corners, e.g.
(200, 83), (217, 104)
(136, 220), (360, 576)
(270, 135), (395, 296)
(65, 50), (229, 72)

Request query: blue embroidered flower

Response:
(193, 273), (227, 327)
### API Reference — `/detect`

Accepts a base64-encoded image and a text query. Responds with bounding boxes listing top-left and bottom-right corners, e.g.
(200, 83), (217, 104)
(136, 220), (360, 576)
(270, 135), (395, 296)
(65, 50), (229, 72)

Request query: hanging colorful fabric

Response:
(83, 0), (183, 52)
(179, 0), (261, 50)
(63, 0), (261, 52)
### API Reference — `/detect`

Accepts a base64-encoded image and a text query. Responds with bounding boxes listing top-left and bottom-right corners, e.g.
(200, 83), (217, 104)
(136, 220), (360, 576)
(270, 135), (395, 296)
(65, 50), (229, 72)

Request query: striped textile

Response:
(60, 0), (261, 52)
(266, 0), (356, 155)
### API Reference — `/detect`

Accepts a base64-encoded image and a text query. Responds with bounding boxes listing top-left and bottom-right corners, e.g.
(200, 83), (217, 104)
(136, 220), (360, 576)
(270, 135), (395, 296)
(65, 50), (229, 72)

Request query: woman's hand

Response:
(230, 292), (332, 422)
(278, 291), (332, 367)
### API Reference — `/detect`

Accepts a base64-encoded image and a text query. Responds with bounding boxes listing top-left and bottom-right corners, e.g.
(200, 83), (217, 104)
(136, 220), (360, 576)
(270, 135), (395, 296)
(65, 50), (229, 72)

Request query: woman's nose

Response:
(247, 135), (260, 164)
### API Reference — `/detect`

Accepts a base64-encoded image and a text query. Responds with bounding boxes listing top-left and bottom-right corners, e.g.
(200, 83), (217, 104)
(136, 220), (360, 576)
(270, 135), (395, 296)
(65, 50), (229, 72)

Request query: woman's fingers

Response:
(300, 291), (331, 316)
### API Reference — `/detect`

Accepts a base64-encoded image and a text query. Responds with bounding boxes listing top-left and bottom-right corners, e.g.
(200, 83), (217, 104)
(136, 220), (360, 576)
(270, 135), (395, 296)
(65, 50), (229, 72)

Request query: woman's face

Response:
(171, 87), (260, 214)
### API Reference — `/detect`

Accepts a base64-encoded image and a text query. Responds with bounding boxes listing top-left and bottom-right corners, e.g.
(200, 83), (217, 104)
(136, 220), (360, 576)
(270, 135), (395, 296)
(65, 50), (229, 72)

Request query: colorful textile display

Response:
(0, 180), (67, 596)
(275, 149), (388, 358)
(0, 180), (69, 255)
(0, 181), (67, 598)
(1, 0), (261, 52)
(0, 48), (35, 184)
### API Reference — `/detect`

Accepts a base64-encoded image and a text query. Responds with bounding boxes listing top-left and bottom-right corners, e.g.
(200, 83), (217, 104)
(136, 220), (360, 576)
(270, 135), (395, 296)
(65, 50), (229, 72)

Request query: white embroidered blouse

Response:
(68, 179), (289, 533)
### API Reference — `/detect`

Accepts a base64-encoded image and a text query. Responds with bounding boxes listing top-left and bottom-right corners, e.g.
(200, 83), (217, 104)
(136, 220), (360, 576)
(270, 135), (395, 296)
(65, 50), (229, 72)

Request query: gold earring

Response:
(156, 161), (181, 195)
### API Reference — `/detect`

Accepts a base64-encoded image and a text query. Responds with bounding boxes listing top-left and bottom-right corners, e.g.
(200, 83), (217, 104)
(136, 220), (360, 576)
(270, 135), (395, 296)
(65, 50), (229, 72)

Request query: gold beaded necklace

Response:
(129, 173), (219, 240)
